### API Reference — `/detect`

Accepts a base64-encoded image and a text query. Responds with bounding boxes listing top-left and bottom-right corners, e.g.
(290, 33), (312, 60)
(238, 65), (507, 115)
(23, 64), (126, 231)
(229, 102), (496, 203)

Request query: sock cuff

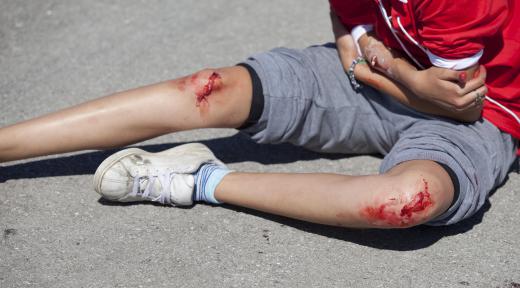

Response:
(204, 168), (232, 204)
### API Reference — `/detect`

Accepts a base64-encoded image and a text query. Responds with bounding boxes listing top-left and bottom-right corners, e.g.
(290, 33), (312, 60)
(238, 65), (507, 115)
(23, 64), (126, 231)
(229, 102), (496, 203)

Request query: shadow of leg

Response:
(0, 132), (353, 182)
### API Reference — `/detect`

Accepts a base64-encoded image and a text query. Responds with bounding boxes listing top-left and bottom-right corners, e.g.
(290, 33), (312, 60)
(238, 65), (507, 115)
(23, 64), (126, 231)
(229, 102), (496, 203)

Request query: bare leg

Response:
(0, 66), (252, 162)
(216, 160), (455, 228)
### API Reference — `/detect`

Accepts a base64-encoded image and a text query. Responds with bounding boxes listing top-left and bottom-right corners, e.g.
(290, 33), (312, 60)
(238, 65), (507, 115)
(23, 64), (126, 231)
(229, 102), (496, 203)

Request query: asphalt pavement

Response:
(1, 1), (519, 287)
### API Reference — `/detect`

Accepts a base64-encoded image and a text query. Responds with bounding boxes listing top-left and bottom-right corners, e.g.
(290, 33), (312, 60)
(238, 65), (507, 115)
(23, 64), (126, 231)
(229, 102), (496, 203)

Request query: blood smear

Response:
(361, 179), (433, 226)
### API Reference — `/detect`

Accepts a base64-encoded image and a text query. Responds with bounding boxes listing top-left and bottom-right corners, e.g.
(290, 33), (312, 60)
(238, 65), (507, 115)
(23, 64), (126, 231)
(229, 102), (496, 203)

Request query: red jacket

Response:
(330, 0), (520, 142)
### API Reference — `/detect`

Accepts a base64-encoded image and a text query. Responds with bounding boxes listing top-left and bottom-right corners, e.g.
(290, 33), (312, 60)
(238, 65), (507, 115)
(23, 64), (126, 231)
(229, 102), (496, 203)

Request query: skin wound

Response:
(361, 179), (433, 227)
(195, 72), (221, 107)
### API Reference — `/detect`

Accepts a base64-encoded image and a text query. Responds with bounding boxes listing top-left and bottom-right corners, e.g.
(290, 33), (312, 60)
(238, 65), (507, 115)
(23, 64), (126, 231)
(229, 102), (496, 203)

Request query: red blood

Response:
(362, 204), (404, 226)
(361, 179), (434, 227)
(458, 72), (467, 83)
(195, 72), (221, 106)
(400, 179), (432, 218)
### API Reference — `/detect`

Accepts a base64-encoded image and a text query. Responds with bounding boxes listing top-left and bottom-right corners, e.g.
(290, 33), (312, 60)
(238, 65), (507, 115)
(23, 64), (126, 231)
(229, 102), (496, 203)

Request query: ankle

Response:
(194, 163), (231, 204)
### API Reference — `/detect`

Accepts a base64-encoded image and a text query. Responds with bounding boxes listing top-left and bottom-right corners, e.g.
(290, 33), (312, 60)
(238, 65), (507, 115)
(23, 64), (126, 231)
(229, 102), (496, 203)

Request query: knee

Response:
(172, 68), (226, 104)
(361, 165), (454, 228)
(169, 67), (251, 128)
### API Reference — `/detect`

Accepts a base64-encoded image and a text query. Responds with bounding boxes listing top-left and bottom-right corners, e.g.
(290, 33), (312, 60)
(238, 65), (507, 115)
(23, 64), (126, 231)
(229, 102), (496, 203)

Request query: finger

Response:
(435, 67), (461, 81)
(429, 98), (458, 111)
(473, 64), (487, 80)
(428, 82), (488, 112)
(456, 65), (485, 86)
(452, 85), (488, 111)
(437, 78), (462, 97)
(457, 77), (485, 95)
(458, 71), (467, 84)
(458, 66), (487, 95)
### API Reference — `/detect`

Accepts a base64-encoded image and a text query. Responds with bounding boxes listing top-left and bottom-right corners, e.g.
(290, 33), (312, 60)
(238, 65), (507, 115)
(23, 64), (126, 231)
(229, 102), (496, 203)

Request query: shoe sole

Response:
(93, 143), (213, 196)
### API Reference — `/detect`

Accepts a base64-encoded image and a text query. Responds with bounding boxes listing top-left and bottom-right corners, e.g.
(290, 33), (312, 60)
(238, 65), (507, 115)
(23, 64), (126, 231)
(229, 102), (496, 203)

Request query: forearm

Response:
(333, 19), (482, 122)
(355, 34), (482, 122)
(354, 64), (482, 122)
(390, 57), (480, 93)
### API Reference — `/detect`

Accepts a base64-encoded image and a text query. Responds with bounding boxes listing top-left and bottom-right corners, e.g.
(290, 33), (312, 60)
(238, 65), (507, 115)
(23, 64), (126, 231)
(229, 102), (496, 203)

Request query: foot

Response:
(93, 143), (226, 206)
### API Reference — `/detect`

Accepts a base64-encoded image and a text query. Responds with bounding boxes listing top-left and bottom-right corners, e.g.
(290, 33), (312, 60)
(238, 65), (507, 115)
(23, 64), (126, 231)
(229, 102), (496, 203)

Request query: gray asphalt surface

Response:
(1, 1), (519, 287)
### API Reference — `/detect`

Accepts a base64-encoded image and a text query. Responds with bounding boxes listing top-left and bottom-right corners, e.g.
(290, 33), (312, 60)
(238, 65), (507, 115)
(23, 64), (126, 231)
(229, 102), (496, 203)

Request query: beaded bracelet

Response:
(347, 57), (367, 91)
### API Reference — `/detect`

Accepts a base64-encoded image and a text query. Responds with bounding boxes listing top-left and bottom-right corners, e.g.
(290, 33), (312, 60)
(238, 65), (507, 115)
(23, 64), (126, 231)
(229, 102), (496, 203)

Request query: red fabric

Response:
(415, 0), (509, 59)
(330, 0), (520, 145)
(329, 0), (376, 30)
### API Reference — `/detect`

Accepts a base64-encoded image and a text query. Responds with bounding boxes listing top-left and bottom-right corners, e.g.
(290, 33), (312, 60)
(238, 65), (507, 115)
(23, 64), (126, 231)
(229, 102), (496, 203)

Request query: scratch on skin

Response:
(360, 179), (434, 227)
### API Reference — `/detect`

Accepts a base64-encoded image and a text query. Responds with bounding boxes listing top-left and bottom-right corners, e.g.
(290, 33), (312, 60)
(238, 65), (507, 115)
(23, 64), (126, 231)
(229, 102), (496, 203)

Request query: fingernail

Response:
(459, 72), (467, 83)
(473, 66), (481, 79)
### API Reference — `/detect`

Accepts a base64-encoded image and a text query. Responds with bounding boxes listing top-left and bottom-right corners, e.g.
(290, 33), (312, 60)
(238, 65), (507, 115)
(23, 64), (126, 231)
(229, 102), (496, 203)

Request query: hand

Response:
(330, 11), (359, 70)
(411, 65), (488, 111)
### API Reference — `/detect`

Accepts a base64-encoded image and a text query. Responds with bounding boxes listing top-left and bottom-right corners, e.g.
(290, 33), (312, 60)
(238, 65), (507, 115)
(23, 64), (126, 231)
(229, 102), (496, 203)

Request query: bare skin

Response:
(330, 11), (487, 122)
(0, 15), (460, 229)
(216, 160), (453, 228)
(358, 33), (487, 113)
(0, 67), (252, 162)
(0, 64), (455, 228)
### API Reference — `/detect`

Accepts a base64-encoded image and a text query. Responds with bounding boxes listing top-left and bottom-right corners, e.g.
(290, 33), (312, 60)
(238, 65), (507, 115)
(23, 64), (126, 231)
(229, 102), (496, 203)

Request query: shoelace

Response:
(130, 169), (175, 204)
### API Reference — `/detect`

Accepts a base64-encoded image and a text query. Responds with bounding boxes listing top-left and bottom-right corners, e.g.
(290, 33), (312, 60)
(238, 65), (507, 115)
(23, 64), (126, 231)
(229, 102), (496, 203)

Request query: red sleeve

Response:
(329, 0), (376, 30)
(415, 0), (509, 60)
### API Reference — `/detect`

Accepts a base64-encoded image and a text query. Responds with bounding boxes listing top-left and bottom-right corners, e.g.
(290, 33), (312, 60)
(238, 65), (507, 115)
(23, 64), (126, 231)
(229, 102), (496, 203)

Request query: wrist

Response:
(347, 57), (368, 91)
(408, 70), (425, 98)
(351, 24), (373, 55)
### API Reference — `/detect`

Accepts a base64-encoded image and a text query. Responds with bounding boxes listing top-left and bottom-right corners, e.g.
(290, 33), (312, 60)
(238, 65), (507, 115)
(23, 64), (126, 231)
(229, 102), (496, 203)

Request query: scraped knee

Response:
(168, 66), (253, 128)
(173, 68), (225, 105)
(361, 171), (452, 228)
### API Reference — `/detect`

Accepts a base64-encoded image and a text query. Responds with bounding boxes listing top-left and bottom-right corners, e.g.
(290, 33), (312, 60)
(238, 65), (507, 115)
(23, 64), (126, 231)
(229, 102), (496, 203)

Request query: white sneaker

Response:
(93, 143), (226, 206)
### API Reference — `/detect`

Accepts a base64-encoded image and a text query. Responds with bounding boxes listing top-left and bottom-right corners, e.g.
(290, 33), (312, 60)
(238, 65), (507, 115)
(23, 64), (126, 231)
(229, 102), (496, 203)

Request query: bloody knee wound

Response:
(361, 179), (434, 227)
(194, 72), (222, 107)
(173, 70), (223, 110)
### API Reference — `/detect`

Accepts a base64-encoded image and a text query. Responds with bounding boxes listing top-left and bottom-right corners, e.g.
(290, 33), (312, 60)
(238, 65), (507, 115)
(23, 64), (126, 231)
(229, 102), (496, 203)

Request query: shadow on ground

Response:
(223, 201), (491, 252)
(0, 133), (348, 182)
(1, 132), (504, 251)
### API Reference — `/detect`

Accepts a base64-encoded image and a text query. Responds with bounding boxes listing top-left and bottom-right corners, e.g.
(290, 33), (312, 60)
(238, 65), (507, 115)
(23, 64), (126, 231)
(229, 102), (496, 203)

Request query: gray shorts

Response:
(240, 44), (518, 226)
